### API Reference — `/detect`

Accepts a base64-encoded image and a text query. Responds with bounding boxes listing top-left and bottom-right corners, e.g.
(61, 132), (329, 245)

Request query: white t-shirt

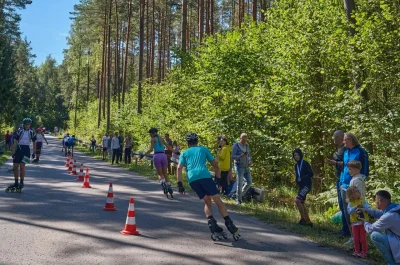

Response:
(102, 136), (109, 147)
(36, 133), (44, 143)
(18, 130), (33, 145)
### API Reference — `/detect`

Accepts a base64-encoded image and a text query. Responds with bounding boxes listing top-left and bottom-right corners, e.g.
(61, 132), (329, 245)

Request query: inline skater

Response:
(63, 133), (70, 156)
(176, 133), (240, 241)
(32, 127), (48, 163)
(141, 128), (174, 197)
(7, 118), (37, 192)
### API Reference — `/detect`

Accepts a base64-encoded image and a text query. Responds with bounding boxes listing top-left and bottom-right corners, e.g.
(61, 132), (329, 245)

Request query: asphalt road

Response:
(0, 136), (368, 265)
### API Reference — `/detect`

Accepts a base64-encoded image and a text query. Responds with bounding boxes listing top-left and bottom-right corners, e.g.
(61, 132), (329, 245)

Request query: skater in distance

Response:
(176, 133), (240, 241)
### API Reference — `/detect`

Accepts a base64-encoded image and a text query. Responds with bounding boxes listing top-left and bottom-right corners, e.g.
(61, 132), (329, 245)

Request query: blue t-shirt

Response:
(340, 145), (369, 188)
(179, 146), (214, 183)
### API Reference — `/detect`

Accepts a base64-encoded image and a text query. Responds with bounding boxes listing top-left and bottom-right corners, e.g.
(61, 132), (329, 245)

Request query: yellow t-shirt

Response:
(348, 198), (369, 224)
(218, 145), (231, 171)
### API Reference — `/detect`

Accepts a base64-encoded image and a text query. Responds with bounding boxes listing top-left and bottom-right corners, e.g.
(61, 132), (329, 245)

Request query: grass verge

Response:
(75, 143), (383, 264)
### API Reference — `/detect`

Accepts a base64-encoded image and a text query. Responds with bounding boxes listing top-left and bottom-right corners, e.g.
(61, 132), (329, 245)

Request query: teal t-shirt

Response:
(179, 146), (214, 183)
(154, 136), (165, 152)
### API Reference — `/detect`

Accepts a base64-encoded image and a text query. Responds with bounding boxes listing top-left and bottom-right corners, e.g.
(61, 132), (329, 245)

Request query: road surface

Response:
(0, 136), (368, 265)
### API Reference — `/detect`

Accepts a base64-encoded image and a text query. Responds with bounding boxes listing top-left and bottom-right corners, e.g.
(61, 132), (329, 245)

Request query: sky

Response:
(18, 0), (80, 66)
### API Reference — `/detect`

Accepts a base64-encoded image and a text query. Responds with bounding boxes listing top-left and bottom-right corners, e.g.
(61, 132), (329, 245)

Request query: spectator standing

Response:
(102, 133), (110, 161)
(171, 141), (180, 175)
(339, 133), (369, 245)
(164, 133), (173, 175)
(348, 160), (367, 202)
(217, 136), (231, 195)
(327, 130), (348, 236)
(359, 190), (400, 265)
(5, 131), (11, 151)
(118, 132), (124, 162)
(293, 148), (313, 226)
(124, 134), (133, 164)
(231, 133), (252, 206)
(111, 132), (120, 165)
(90, 136), (96, 152)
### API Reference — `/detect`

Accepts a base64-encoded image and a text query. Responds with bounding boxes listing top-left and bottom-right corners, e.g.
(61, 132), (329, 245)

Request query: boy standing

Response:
(293, 148), (313, 226)
(347, 160), (367, 202)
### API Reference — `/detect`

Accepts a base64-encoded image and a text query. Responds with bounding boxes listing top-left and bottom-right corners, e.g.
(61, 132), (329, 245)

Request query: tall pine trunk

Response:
(138, 0), (145, 113)
(122, 0), (132, 105)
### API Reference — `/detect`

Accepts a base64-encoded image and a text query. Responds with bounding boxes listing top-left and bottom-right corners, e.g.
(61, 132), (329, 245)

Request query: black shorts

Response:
(13, 145), (30, 164)
(103, 147), (108, 151)
(190, 178), (219, 200)
(35, 142), (43, 155)
(296, 186), (311, 202)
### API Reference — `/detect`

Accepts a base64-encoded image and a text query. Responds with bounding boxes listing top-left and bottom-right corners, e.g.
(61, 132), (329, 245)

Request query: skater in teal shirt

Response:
(177, 133), (240, 241)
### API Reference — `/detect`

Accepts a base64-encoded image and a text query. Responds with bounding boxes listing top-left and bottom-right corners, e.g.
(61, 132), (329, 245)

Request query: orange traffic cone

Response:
(120, 198), (140, 235)
(81, 168), (92, 188)
(103, 183), (117, 211)
(70, 160), (77, 175)
(76, 164), (84, 181)
(65, 155), (70, 167)
(68, 159), (73, 171)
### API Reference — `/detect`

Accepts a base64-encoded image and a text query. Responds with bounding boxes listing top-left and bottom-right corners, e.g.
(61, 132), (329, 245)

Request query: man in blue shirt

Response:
(339, 133), (369, 244)
(177, 133), (240, 240)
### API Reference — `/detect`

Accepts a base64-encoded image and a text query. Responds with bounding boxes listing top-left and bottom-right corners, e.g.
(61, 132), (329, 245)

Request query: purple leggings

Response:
(153, 153), (168, 169)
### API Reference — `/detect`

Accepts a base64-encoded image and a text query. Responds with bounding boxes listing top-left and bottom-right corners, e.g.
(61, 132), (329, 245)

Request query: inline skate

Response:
(225, 219), (241, 241)
(208, 218), (227, 241)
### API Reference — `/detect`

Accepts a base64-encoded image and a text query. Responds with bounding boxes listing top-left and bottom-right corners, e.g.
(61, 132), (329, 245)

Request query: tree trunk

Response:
(205, 0), (209, 35)
(157, 12), (163, 83)
(97, 70), (102, 128)
(151, 0), (155, 79)
(181, 0), (187, 52)
(198, 0), (204, 42)
(260, 0), (265, 22)
(115, 0), (120, 109)
(138, 0), (145, 113)
(101, 1), (108, 119)
(74, 47), (82, 129)
(122, 0), (132, 105)
(86, 55), (90, 109)
(106, 0), (112, 132)
(252, 0), (257, 22)
(146, 0), (150, 78)
(210, 0), (214, 35)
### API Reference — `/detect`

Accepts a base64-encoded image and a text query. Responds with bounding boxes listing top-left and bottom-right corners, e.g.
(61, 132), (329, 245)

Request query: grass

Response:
(74, 143), (384, 264)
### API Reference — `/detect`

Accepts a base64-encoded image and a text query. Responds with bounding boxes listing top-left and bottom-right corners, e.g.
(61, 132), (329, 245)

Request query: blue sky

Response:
(19, 0), (80, 66)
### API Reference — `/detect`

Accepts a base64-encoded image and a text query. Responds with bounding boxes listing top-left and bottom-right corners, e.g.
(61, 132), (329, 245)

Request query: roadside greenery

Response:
(70, 0), (400, 209)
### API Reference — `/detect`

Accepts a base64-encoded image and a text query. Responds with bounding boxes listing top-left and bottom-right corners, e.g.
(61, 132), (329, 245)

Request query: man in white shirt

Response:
(102, 133), (110, 161)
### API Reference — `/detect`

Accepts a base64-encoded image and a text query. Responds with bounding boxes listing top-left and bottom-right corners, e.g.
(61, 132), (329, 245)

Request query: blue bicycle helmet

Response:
(23, 118), (32, 125)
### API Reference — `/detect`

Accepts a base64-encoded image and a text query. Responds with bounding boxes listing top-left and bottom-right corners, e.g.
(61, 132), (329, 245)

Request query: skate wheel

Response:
(223, 233), (228, 239)
(211, 234), (217, 241)
(233, 233), (241, 241)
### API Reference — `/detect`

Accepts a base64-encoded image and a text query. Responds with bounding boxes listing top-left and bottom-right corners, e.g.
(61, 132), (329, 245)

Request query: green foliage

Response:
(68, 0), (399, 205)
